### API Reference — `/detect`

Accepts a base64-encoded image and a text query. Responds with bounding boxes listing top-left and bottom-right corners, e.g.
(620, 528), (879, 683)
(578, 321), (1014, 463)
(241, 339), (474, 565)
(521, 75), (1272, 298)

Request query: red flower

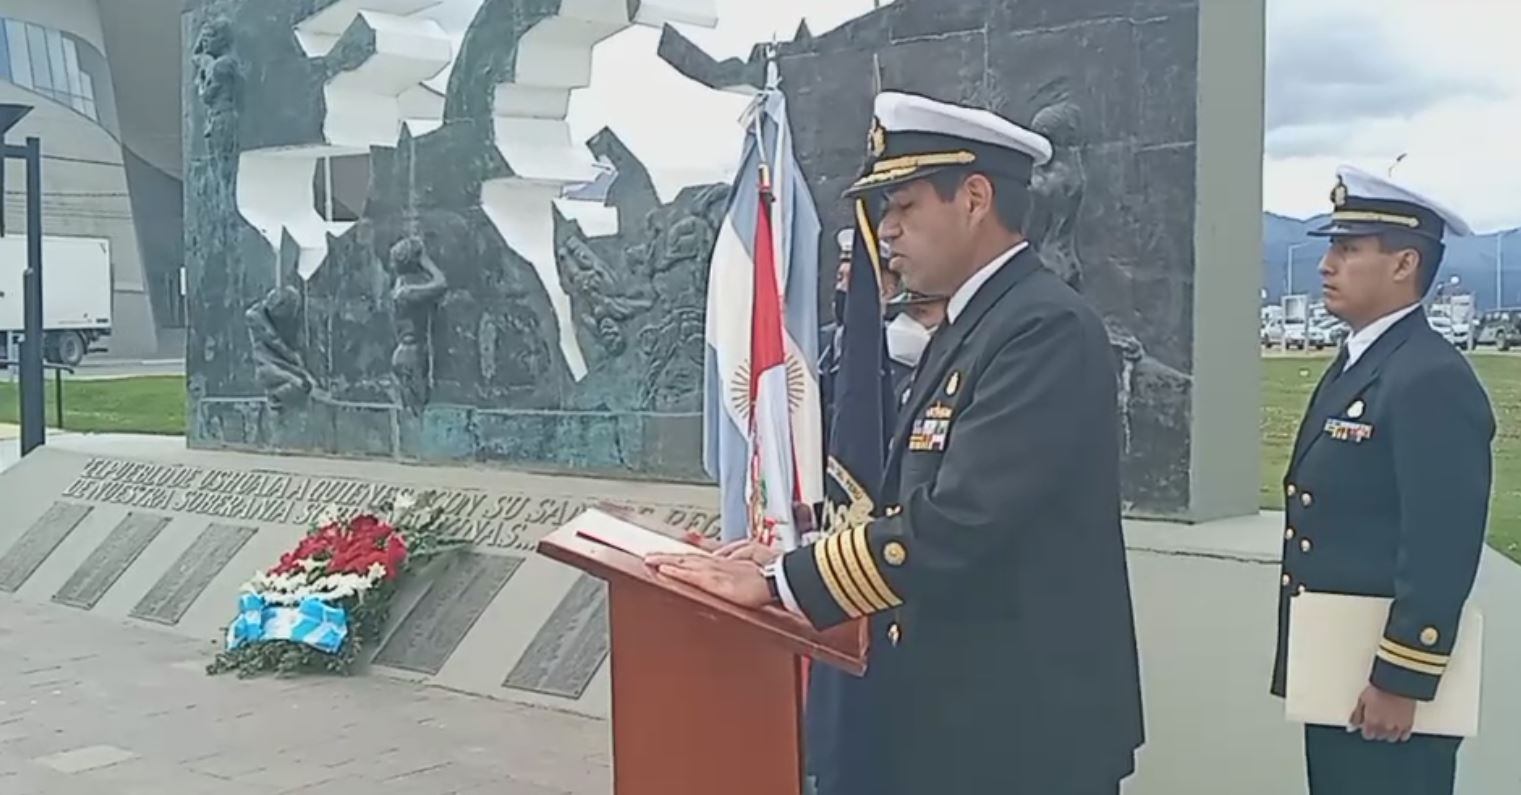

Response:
(265, 512), (411, 579)
(382, 535), (408, 579)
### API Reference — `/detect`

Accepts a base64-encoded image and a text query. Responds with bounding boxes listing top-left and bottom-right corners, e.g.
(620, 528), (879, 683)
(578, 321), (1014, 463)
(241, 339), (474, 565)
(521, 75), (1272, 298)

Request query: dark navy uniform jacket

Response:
(1273, 307), (1495, 702)
(782, 248), (1145, 794)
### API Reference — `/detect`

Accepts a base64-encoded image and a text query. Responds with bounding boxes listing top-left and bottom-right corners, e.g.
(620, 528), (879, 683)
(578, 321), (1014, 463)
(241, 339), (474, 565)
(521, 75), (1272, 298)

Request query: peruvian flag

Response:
(746, 167), (800, 549)
(703, 87), (822, 551)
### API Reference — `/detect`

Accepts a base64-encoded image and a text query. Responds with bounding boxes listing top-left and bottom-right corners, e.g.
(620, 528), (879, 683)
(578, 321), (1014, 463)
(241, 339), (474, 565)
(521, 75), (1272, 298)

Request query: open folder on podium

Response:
(538, 506), (868, 795)
(1287, 592), (1483, 738)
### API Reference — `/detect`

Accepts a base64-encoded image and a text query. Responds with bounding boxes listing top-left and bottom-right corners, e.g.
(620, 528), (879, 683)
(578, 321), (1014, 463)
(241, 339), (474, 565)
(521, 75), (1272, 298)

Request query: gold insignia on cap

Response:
(884, 541), (907, 567)
(1347, 400), (1365, 419)
(1421, 627), (1440, 647)
(946, 372), (961, 396)
(1331, 177), (1349, 208)
(868, 117), (887, 158)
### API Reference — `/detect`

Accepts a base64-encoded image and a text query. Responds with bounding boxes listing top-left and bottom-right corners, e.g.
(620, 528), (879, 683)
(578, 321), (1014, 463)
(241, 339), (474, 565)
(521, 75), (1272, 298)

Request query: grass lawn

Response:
(1261, 353), (1521, 562)
(0, 375), (185, 435)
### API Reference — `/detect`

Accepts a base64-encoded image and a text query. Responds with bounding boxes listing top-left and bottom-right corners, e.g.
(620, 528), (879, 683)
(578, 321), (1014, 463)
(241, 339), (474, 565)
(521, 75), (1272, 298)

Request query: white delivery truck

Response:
(0, 235), (112, 366)
(1281, 294), (1309, 350)
(1448, 294), (1476, 349)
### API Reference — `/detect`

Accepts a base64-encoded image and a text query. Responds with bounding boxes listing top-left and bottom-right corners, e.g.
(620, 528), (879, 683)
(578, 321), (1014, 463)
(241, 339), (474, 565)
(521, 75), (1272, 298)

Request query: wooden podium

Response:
(538, 509), (867, 795)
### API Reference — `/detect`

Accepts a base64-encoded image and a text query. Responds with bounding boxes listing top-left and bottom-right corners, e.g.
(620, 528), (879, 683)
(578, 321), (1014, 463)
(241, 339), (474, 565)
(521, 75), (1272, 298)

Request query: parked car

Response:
(1261, 318), (1284, 347)
(1428, 315), (1459, 346)
(1476, 309), (1521, 350)
(1450, 317), (1473, 350)
(1308, 318), (1349, 350)
(1283, 320), (1307, 350)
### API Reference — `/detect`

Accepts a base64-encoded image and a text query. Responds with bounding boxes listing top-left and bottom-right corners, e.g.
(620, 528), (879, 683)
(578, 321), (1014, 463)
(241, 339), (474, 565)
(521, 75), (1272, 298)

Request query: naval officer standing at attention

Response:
(648, 91), (1145, 795)
(1273, 165), (1495, 794)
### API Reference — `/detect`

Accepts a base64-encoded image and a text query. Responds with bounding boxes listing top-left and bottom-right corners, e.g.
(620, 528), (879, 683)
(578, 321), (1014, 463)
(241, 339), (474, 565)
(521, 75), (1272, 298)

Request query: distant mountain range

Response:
(1262, 213), (1521, 310)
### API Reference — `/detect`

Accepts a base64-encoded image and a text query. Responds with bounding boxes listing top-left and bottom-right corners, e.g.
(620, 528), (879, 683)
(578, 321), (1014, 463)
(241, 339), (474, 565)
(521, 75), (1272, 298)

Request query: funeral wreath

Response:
(207, 491), (466, 678)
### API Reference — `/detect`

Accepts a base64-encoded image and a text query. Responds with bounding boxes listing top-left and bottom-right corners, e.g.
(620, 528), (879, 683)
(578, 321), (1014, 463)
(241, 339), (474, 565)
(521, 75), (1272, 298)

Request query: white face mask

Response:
(886, 314), (934, 367)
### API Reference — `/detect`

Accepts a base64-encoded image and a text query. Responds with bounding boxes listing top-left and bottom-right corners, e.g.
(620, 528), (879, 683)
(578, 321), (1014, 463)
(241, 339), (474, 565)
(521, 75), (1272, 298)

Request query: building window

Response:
(4, 20), (30, 89)
(80, 71), (95, 119)
(46, 30), (68, 100)
(0, 19), (104, 123)
(24, 23), (49, 92)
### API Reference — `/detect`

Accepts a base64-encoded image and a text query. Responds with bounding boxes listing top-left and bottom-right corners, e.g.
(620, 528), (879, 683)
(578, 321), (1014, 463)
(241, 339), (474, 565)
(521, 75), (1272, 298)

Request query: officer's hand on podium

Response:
(682, 533), (723, 552)
(714, 539), (782, 566)
(1348, 684), (1416, 743)
(644, 553), (771, 609)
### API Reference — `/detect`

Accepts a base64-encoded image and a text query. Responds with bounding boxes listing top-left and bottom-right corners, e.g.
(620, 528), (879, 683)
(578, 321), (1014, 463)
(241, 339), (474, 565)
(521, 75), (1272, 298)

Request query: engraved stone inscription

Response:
(60, 457), (719, 552)
(131, 523), (258, 626)
(0, 503), (94, 592)
(53, 512), (171, 610)
(503, 574), (609, 700)
(373, 552), (522, 675)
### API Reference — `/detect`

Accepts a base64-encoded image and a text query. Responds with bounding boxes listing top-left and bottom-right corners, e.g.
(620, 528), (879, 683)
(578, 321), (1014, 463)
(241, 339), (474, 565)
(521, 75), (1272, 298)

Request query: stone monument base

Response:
(0, 442), (722, 719)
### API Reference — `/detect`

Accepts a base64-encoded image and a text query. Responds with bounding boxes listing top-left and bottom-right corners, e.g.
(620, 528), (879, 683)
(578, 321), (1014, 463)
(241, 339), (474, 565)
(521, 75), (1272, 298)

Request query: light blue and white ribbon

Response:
(226, 593), (349, 654)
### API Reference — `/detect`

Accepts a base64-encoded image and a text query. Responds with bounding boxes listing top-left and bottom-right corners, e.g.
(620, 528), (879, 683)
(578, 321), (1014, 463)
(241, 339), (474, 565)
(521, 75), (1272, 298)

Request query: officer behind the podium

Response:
(883, 288), (947, 396)
(648, 91), (1145, 795)
(1272, 165), (1495, 795)
(820, 229), (901, 452)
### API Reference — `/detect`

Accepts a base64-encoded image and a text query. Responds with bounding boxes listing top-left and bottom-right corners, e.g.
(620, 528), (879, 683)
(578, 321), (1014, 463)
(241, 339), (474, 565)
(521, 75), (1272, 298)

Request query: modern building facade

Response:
(0, 0), (183, 358)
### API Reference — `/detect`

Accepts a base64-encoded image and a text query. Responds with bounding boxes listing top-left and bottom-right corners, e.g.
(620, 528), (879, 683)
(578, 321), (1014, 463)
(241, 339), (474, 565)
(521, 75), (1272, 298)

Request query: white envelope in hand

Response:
(1286, 592), (1482, 738)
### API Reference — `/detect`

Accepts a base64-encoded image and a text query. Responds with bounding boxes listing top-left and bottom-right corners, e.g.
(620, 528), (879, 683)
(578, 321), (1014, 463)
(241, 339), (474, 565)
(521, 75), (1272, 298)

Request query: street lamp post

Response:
(1286, 242), (1311, 297)
(0, 103), (45, 456)
(1498, 230), (1512, 310)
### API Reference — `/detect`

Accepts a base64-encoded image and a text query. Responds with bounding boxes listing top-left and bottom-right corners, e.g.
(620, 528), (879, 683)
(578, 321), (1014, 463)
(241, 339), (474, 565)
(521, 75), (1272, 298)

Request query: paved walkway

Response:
(0, 598), (609, 795)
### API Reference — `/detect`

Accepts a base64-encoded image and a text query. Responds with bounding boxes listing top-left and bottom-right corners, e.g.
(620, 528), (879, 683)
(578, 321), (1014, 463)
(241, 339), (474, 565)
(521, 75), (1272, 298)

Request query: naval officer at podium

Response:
(649, 91), (1145, 795)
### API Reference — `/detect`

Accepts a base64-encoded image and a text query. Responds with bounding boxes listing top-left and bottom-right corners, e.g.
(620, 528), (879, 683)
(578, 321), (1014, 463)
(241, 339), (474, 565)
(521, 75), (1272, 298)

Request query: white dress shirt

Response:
(1343, 303), (1421, 371)
(772, 241), (1033, 616)
(947, 241), (1030, 324)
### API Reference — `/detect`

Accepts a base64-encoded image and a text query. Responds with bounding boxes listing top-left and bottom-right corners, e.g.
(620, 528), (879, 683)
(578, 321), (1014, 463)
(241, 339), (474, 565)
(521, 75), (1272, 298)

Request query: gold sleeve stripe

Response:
(1375, 648), (1445, 677)
(824, 533), (875, 617)
(1380, 639), (1450, 666)
(837, 528), (891, 612)
(814, 539), (862, 619)
(848, 526), (903, 607)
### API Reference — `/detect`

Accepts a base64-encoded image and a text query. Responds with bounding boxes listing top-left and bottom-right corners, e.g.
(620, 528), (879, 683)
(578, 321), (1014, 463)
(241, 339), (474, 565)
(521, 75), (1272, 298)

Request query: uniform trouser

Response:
(1305, 725), (1460, 795)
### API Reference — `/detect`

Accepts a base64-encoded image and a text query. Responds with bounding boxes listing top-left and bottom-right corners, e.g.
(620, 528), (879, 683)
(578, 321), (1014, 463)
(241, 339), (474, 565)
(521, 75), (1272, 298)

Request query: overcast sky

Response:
(564, 0), (1521, 232)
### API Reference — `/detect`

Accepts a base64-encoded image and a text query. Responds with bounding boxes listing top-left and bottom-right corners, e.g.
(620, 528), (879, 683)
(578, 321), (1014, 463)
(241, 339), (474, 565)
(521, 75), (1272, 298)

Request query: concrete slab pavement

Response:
(1, 432), (1517, 793)
(0, 597), (609, 795)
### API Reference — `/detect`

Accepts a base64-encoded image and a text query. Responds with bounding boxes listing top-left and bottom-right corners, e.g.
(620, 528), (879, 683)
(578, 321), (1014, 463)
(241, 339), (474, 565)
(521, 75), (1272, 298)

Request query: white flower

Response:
(367, 562), (388, 581)
(316, 503), (345, 527)
(393, 492), (417, 512)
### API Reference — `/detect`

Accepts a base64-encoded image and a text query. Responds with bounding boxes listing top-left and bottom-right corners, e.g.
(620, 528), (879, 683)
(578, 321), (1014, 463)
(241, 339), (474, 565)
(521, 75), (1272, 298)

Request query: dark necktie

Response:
(1328, 345), (1349, 379)
(1311, 345), (1350, 404)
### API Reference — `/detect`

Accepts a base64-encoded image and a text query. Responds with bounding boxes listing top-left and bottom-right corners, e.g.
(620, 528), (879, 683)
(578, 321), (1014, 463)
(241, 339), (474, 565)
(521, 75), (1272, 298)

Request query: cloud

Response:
(554, 0), (1521, 231)
(1264, 0), (1521, 230)
(1265, 0), (1504, 137)
(565, 0), (886, 201)
(1266, 32), (1487, 134)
